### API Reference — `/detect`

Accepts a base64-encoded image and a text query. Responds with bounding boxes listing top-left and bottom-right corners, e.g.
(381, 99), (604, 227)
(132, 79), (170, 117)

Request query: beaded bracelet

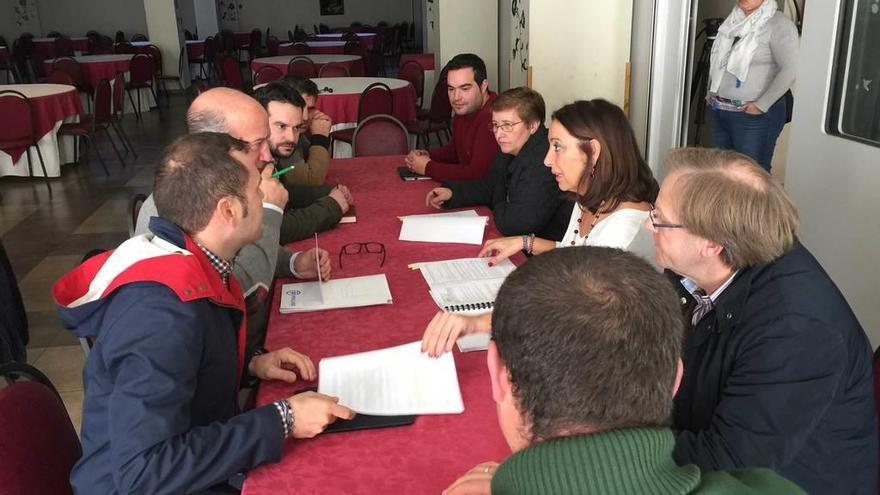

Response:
(527, 234), (535, 255)
(272, 399), (294, 438)
(521, 235), (529, 252)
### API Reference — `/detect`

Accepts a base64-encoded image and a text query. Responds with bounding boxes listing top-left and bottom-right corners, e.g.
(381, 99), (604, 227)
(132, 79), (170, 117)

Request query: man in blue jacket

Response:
(53, 133), (354, 494)
(646, 147), (877, 493)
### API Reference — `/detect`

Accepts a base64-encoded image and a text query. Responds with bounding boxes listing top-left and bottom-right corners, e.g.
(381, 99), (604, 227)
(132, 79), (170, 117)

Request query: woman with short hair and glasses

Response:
(421, 99), (660, 357)
(424, 87), (571, 240)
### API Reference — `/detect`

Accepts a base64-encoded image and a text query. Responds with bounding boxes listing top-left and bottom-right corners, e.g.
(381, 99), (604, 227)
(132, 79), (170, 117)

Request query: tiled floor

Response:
(2, 93), (188, 434)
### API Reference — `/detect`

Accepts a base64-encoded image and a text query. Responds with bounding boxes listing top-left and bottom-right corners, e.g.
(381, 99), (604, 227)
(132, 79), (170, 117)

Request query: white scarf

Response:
(709, 0), (778, 93)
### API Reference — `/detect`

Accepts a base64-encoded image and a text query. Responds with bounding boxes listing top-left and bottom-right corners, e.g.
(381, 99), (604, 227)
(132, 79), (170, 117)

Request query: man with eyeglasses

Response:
(646, 147), (876, 494)
(135, 87), (330, 351)
(404, 53), (499, 181)
(254, 82), (353, 244)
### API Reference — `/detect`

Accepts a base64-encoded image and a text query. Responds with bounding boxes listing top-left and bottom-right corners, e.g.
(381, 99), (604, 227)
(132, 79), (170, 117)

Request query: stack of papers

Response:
(416, 257), (517, 314)
(318, 341), (465, 415)
(399, 210), (488, 245)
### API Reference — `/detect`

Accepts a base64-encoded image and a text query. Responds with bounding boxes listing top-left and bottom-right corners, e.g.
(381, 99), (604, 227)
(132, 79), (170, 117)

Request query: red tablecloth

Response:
(313, 33), (376, 50)
(251, 55), (364, 77)
(0, 83), (83, 163)
(400, 53), (436, 71)
(243, 156), (516, 494)
(305, 41), (346, 55)
(315, 77), (417, 124)
(43, 55), (133, 87)
(235, 32), (252, 48)
(186, 40), (204, 59)
(31, 37), (90, 58)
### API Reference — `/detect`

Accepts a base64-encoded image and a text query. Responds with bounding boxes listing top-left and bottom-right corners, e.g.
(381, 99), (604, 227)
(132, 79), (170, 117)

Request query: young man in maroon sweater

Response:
(405, 53), (499, 181)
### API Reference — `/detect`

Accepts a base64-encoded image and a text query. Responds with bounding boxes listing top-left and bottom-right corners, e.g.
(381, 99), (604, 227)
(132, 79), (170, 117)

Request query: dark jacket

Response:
(0, 239), (28, 363)
(53, 217), (284, 494)
(442, 126), (571, 241)
(671, 241), (878, 494)
(279, 179), (343, 244)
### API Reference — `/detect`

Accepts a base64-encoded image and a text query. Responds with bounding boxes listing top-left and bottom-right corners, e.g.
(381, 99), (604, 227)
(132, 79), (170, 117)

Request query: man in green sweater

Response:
(443, 246), (804, 495)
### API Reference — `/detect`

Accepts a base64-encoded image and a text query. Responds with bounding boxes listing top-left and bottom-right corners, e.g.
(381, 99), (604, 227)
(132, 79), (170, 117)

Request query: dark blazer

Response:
(441, 126), (571, 241)
(671, 241), (878, 494)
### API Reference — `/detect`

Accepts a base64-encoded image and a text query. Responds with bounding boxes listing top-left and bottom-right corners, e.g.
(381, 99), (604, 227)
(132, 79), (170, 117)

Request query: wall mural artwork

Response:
(218, 0), (242, 29)
(14, 0), (40, 29)
(511, 0), (529, 72)
(319, 0), (345, 16)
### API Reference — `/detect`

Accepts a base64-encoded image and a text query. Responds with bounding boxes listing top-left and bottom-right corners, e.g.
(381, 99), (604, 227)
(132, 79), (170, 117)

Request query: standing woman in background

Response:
(707, 0), (798, 172)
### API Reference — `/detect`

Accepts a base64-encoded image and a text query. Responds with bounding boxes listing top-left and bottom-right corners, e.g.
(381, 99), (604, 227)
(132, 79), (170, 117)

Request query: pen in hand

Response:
(272, 165), (294, 178)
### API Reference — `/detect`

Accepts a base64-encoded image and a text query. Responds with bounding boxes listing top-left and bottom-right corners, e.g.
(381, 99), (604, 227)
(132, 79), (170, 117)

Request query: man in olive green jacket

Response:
(443, 247), (805, 495)
(254, 82), (353, 243)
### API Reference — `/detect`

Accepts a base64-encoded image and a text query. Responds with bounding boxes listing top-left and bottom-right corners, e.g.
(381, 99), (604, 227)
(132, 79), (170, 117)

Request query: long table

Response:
(243, 155), (518, 494)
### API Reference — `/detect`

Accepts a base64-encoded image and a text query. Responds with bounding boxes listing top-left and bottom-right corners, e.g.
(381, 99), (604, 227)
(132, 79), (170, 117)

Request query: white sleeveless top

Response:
(556, 205), (657, 265)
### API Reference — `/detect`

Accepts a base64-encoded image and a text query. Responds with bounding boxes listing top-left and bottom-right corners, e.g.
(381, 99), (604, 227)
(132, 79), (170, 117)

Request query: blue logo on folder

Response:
(286, 289), (303, 306)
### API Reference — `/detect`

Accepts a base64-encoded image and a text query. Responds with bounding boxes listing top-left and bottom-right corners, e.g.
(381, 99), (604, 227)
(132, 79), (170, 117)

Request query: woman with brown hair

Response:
(421, 99), (660, 356)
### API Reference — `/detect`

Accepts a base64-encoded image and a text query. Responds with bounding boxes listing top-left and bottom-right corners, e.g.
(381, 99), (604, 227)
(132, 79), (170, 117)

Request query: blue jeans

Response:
(708, 97), (786, 172)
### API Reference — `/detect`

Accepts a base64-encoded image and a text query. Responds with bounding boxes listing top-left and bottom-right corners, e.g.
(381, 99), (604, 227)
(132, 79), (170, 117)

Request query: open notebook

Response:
(279, 235), (392, 313)
(414, 257), (518, 352)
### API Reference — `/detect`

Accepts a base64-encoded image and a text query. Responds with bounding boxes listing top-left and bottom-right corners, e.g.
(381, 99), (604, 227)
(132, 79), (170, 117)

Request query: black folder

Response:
(298, 387), (416, 433)
(397, 166), (431, 181)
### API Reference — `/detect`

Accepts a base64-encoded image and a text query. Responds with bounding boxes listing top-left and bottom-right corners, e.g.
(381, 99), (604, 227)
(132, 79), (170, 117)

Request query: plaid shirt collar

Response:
(196, 242), (234, 287)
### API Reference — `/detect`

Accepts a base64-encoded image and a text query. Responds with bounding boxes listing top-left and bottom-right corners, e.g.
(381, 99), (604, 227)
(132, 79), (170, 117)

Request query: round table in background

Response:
(31, 37), (90, 57)
(251, 54), (364, 77)
(42, 54), (157, 114)
(399, 53), (437, 109)
(304, 41), (347, 55)
(0, 83), (82, 178)
(313, 76), (417, 125)
(313, 32), (377, 50)
(312, 77), (418, 158)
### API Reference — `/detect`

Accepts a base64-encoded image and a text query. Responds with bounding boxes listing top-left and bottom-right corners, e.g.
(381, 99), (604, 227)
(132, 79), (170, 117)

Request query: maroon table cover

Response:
(400, 53), (436, 71)
(316, 79), (417, 125)
(250, 56), (364, 77)
(186, 40), (205, 60)
(32, 37), (90, 58)
(0, 84), (83, 163)
(235, 32), (252, 48)
(312, 33), (377, 50)
(43, 55), (132, 87)
(243, 156), (516, 494)
(305, 41), (346, 55)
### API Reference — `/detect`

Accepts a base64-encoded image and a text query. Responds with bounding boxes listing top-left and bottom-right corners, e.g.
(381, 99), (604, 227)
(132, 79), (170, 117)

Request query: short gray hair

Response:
(186, 108), (229, 134)
(666, 147), (798, 269)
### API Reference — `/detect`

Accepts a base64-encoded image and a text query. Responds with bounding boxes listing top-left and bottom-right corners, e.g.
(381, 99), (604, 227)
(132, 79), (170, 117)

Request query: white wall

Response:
(498, 0), (529, 92)
(232, 0), (414, 36)
(437, 0), (498, 91)
(194, 0), (219, 39)
(37, 0), (147, 38)
(178, 0), (198, 35)
(784, 1), (880, 346)
(0, 0), (42, 39)
(529, 1), (632, 118)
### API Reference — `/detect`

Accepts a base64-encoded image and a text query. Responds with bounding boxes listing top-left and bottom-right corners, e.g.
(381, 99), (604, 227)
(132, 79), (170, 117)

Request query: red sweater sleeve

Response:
(425, 93), (499, 182)
(426, 129), (498, 181)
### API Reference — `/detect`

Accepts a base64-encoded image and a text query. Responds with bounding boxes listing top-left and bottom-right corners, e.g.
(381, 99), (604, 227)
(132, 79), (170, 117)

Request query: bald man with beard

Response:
(136, 88), (331, 351)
